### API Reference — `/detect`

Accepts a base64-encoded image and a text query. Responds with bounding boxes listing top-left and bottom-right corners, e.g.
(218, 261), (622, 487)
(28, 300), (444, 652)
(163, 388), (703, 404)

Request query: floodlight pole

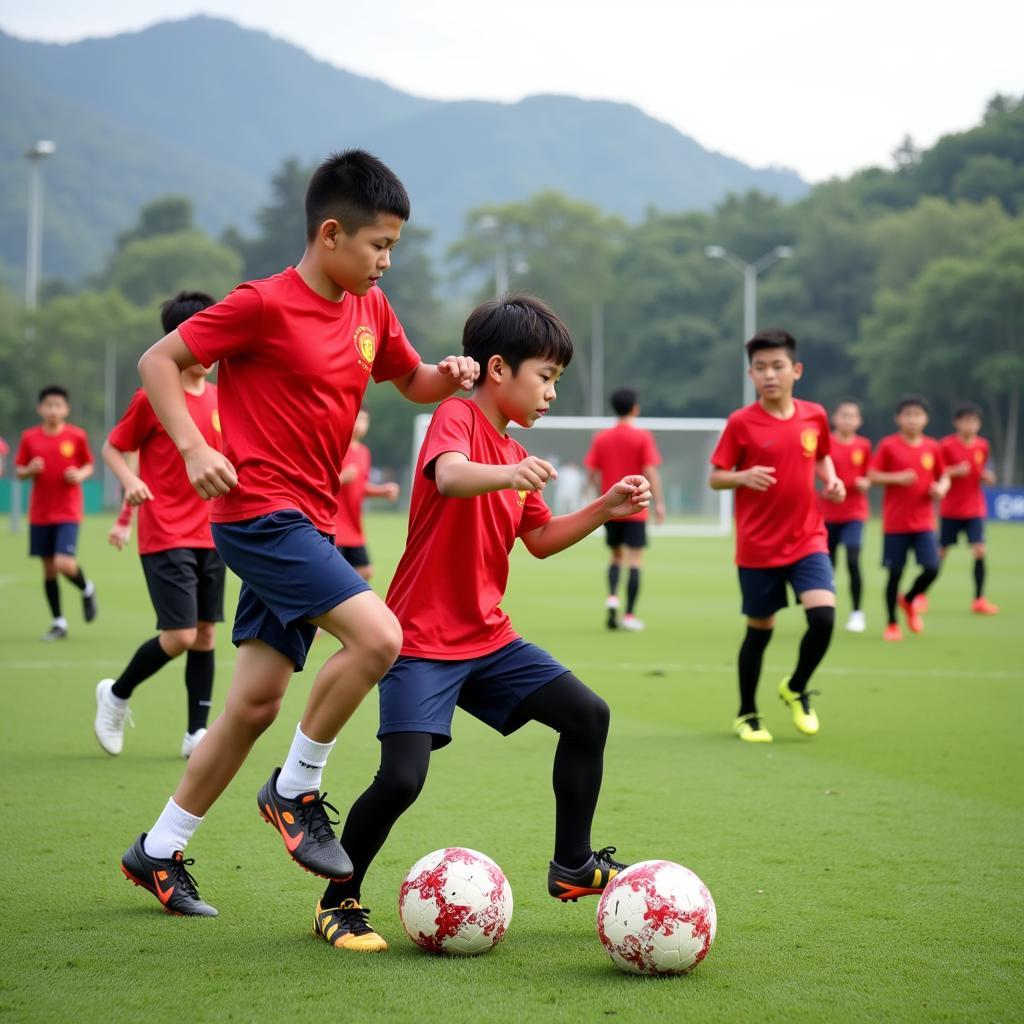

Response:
(705, 244), (793, 406)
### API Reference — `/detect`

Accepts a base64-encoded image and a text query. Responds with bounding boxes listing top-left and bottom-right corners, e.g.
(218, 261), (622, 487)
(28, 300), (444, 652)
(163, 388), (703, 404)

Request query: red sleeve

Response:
(421, 400), (474, 478)
(710, 417), (742, 470)
(0, 437), (8, 456)
(871, 439), (891, 472)
(370, 292), (422, 384)
(108, 390), (155, 453)
(940, 438), (955, 463)
(583, 434), (602, 471)
(518, 489), (552, 535)
(932, 442), (946, 479)
(816, 409), (831, 458)
(77, 429), (94, 466)
(643, 430), (661, 467)
(15, 430), (32, 466)
(178, 285), (264, 366)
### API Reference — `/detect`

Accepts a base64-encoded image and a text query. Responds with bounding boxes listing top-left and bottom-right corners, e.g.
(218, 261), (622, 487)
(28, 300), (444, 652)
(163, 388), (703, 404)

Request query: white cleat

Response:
(845, 610), (866, 633)
(621, 614), (646, 632)
(181, 728), (208, 759)
(94, 679), (132, 756)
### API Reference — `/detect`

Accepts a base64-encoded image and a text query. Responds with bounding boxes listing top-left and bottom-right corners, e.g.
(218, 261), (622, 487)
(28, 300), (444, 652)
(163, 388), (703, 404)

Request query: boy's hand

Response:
(509, 456), (556, 492)
(655, 501), (667, 525)
(823, 477), (847, 503)
(982, 468), (997, 485)
(108, 523), (131, 550)
(604, 475), (651, 518)
(123, 474), (154, 506)
(854, 475), (871, 493)
(382, 482), (400, 502)
(928, 479), (949, 499)
(26, 456), (45, 475)
(895, 469), (917, 487)
(63, 466), (84, 484)
(741, 466), (776, 491)
(437, 355), (480, 391)
(183, 443), (238, 499)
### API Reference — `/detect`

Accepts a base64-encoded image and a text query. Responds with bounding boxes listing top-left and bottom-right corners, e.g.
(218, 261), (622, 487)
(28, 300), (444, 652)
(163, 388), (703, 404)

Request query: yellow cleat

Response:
(778, 677), (820, 735)
(313, 899), (388, 952)
(734, 714), (773, 743)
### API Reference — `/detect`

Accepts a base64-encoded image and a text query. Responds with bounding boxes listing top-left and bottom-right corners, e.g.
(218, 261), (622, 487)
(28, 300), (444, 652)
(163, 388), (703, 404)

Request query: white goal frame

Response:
(411, 414), (732, 537)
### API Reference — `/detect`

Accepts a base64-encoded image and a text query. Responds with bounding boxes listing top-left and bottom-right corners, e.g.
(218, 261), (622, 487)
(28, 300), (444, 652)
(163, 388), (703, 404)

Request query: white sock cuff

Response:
(166, 797), (203, 830)
(292, 724), (336, 767)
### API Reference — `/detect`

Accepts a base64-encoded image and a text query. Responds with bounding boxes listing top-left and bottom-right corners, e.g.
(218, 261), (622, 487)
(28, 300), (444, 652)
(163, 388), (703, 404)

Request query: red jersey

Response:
(334, 442), (371, 547)
(178, 268), (420, 533)
(584, 423), (661, 523)
(386, 398), (552, 660)
(710, 399), (831, 568)
(939, 434), (989, 520)
(16, 424), (93, 525)
(872, 434), (945, 533)
(822, 434), (872, 523)
(108, 385), (222, 554)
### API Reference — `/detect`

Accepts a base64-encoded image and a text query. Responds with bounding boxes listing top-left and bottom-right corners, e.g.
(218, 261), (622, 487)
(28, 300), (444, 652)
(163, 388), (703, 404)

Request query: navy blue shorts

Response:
(826, 520), (864, 551)
(882, 531), (940, 572)
(738, 551), (835, 618)
(211, 510), (370, 671)
(378, 639), (569, 749)
(939, 517), (984, 548)
(29, 522), (79, 558)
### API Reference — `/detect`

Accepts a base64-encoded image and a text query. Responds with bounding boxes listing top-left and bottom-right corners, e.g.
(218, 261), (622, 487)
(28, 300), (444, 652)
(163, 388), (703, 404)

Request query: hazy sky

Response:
(2, 0), (1021, 181)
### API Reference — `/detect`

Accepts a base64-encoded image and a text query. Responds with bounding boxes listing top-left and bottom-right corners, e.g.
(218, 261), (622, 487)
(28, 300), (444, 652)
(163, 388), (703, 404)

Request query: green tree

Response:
(116, 196), (194, 249)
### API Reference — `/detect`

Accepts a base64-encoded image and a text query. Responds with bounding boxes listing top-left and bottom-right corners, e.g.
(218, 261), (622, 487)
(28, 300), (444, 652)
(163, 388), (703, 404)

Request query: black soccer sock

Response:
(66, 567), (88, 591)
(111, 636), (174, 700)
(608, 563), (620, 596)
(184, 649), (215, 733)
(974, 557), (986, 599)
(512, 672), (609, 869)
(323, 732), (433, 906)
(904, 567), (939, 604)
(626, 568), (641, 615)
(738, 626), (772, 716)
(886, 571), (902, 625)
(44, 578), (61, 619)
(827, 537), (839, 567)
(847, 547), (863, 611)
(787, 606), (835, 694)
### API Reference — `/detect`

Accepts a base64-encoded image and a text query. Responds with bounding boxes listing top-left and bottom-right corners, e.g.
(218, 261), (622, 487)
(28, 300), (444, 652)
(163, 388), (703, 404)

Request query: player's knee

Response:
(358, 565), (374, 582)
(973, 543), (986, 559)
(357, 611), (403, 675)
(193, 623), (217, 650)
(55, 555), (76, 576)
(582, 692), (611, 744)
(805, 605), (835, 636)
(234, 697), (281, 734)
(379, 763), (428, 810)
(162, 627), (197, 654)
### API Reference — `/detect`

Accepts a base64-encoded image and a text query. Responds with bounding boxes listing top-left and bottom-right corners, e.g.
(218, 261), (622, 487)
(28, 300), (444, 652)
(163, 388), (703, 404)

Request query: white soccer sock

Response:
(53, 616), (68, 629)
(275, 724), (336, 798)
(144, 798), (203, 859)
(83, 580), (95, 598)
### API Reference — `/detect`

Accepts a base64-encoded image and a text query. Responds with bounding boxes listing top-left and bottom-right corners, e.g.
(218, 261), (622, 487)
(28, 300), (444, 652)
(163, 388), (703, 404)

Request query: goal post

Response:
(411, 413), (732, 537)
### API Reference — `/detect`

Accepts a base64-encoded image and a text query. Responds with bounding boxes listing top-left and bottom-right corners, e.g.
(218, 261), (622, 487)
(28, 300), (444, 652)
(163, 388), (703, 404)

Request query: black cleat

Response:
(120, 833), (218, 916)
(41, 624), (68, 642)
(548, 846), (628, 902)
(257, 767), (353, 881)
(83, 587), (97, 623)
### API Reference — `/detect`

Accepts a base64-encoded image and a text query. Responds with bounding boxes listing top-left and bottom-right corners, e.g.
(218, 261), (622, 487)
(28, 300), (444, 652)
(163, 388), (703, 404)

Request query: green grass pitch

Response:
(1, 513), (1022, 1023)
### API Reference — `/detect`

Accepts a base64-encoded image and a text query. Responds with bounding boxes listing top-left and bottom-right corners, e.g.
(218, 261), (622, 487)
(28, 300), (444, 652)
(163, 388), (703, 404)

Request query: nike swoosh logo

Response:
(267, 803), (303, 852)
(153, 872), (175, 905)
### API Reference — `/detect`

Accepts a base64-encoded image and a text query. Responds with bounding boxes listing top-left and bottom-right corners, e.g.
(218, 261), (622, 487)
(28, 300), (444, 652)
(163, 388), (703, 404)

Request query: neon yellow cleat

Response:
(778, 677), (820, 735)
(313, 899), (388, 952)
(734, 714), (773, 743)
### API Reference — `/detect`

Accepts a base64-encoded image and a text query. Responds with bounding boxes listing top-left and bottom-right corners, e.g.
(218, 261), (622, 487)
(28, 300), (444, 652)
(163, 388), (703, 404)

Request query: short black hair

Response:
(462, 294), (573, 378)
(953, 401), (983, 420)
(834, 397), (861, 412)
(745, 328), (797, 363)
(161, 291), (215, 334)
(611, 387), (638, 416)
(38, 385), (68, 403)
(896, 394), (929, 414)
(305, 149), (410, 240)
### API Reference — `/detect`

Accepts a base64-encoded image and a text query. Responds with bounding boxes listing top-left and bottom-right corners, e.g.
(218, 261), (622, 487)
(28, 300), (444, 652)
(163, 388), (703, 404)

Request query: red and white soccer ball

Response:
(596, 860), (716, 975)
(398, 847), (513, 955)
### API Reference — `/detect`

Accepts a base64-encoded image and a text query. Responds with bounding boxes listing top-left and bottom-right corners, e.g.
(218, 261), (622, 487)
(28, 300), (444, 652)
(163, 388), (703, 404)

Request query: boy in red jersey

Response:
(15, 386), (97, 641)
(584, 387), (664, 631)
(823, 399), (872, 633)
(119, 151), (478, 918)
(335, 408), (399, 582)
(94, 292), (225, 760)
(313, 296), (650, 952)
(710, 329), (844, 743)
(939, 402), (998, 615)
(868, 395), (949, 641)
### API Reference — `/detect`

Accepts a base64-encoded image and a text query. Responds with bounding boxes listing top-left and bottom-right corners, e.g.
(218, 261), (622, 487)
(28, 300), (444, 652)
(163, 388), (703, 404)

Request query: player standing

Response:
(710, 330), (844, 743)
(14, 386), (98, 641)
(584, 387), (664, 630)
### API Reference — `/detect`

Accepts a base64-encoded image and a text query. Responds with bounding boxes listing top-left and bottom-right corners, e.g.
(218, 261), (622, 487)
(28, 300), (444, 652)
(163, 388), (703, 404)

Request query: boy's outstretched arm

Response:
(709, 466), (776, 491)
(521, 476), (651, 560)
(434, 451), (556, 499)
(816, 455), (846, 503)
(392, 356), (479, 403)
(138, 331), (237, 500)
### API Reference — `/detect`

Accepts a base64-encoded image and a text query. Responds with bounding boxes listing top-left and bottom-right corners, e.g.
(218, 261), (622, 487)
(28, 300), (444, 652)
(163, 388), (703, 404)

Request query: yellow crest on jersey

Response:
(354, 325), (376, 367)
(59, 440), (75, 458)
(800, 429), (819, 457)
(851, 448), (865, 466)
(974, 449), (984, 464)
(516, 489), (529, 505)
(921, 452), (935, 471)
(212, 409), (221, 433)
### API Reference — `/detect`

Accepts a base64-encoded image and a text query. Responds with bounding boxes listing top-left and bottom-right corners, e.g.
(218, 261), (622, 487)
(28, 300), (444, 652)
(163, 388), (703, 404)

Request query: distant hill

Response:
(0, 16), (809, 286)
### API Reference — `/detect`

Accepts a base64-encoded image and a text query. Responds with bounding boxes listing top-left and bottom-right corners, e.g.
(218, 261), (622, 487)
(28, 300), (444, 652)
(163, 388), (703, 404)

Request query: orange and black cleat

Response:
(257, 767), (353, 881)
(548, 846), (627, 902)
(120, 833), (218, 917)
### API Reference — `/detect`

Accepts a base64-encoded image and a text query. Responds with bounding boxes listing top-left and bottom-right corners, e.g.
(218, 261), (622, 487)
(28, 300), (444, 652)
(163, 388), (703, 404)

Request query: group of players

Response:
(9, 149), (1000, 950)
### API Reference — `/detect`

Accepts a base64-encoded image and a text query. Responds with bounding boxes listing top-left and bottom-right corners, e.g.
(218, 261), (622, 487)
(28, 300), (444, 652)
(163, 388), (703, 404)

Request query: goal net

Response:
(411, 414), (732, 537)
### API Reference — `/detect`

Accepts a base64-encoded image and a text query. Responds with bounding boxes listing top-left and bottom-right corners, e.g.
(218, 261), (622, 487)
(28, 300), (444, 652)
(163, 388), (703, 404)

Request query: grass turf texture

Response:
(1, 514), (1022, 1024)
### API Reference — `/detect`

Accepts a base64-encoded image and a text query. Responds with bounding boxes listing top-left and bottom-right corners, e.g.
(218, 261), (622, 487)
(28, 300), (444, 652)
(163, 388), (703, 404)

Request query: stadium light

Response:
(705, 243), (793, 405)
(25, 140), (56, 312)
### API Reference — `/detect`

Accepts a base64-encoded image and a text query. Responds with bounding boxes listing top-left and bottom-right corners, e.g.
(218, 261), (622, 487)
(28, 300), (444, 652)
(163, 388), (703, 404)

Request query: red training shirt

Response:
(710, 399), (831, 568)
(871, 434), (945, 533)
(584, 423), (661, 523)
(939, 435), (989, 520)
(386, 398), (552, 660)
(335, 442), (371, 547)
(178, 268), (420, 533)
(108, 385), (222, 554)
(822, 434), (872, 524)
(16, 424), (93, 525)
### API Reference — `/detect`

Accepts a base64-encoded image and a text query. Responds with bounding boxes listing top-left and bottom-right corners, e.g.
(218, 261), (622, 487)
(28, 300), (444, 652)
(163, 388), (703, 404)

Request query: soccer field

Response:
(2, 514), (1022, 1023)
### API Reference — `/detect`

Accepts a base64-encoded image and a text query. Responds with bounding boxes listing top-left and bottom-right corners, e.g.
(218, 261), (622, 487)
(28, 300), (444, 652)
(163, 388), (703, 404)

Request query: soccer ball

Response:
(398, 847), (513, 955)
(596, 860), (716, 975)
